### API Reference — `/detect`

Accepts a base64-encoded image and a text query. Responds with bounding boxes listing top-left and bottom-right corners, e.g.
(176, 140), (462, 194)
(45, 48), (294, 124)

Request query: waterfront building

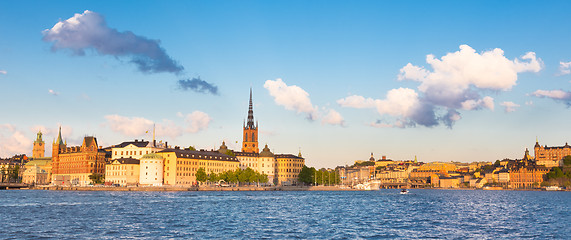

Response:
(418, 162), (457, 173)
(139, 153), (164, 186)
(275, 152), (305, 186)
(32, 130), (45, 158)
(111, 139), (165, 160)
(439, 176), (461, 188)
(51, 128), (109, 186)
(409, 169), (440, 188)
(0, 155), (27, 182)
(158, 148), (239, 186)
(235, 144), (276, 183)
(105, 158), (140, 186)
(534, 140), (570, 168)
(22, 158), (52, 185)
(508, 149), (549, 189)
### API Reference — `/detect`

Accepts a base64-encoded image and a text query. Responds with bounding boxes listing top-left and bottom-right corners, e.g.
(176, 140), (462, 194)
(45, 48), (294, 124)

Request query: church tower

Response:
(242, 88), (259, 153)
(33, 130), (45, 158)
(51, 126), (66, 175)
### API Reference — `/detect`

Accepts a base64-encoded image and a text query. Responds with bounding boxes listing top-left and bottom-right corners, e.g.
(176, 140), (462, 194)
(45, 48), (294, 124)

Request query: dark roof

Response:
(259, 145), (274, 158)
(158, 148), (239, 162)
(235, 152), (259, 157)
(112, 140), (151, 148)
(109, 157), (140, 165)
(83, 136), (98, 147)
(275, 154), (304, 159)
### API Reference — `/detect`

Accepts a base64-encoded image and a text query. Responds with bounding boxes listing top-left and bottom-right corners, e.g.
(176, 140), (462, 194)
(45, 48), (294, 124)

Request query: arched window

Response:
(252, 133), (255, 142)
(245, 133), (248, 141)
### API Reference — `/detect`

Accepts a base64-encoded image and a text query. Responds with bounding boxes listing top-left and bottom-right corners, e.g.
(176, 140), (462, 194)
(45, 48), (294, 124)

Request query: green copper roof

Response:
(141, 152), (163, 160)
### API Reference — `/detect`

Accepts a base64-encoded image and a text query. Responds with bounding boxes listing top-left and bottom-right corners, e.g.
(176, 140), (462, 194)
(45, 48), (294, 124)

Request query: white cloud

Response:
(105, 115), (154, 136)
(0, 124), (32, 158)
(500, 101), (520, 113)
(400, 45), (542, 109)
(558, 61), (571, 76)
(345, 45), (540, 128)
(321, 109), (345, 126)
(0, 70), (6, 75)
(184, 111), (211, 133)
(460, 96), (494, 111)
(525, 101), (533, 106)
(531, 89), (571, 106)
(105, 114), (186, 138)
(48, 89), (59, 96)
(264, 78), (318, 120)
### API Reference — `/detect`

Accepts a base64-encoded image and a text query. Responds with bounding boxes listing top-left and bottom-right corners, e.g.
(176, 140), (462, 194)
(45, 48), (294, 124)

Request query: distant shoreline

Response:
(14, 185), (568, 192)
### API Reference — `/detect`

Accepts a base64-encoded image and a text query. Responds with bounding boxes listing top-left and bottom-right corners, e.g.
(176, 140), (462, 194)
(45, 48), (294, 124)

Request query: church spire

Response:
(56, 126), (64, 145)
(246, 88), (255, 129)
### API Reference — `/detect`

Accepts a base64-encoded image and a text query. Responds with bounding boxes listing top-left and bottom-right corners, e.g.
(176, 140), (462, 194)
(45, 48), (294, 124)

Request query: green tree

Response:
(208, 172), (219, 183)
(88, 173), (105, 184)
(196, 168), (207, 183)
(298, 165), (314, 185)
(494, 160), (501, 167)
(188, 146), (196, 151)
(563, 155), (571, 166)
(225, 150), (236, 157)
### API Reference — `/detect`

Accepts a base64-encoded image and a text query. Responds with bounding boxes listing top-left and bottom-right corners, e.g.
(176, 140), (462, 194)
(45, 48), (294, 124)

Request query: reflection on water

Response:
(0, 189), (569, 239)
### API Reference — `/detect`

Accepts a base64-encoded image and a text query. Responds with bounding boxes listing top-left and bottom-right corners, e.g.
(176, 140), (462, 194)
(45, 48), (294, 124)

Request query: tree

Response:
(88, 173), (104, 184)
(225, 150), (236, 157)
(188, 146), (196, 151)
(196, 168), (207, 183)
(298, 165), (314, 185)
(494, 160), (501, 167)
(563, 155), (571, 166)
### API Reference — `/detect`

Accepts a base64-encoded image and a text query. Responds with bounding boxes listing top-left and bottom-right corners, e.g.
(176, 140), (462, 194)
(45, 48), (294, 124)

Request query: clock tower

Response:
(32, 130), (45, 158)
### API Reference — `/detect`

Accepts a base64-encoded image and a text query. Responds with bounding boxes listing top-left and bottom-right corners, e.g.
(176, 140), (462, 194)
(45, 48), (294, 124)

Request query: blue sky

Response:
(1, 1), (570, 168)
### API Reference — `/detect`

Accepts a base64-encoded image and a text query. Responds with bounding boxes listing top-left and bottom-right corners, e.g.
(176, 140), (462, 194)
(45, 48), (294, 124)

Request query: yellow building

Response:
(22, 158), (52, 185)
(418, 162), (457, 174)
(158, 148), (240, 186)
(534, 141), (570, 168)
(275, 153), (305, 186)
(105, 158), (140, 186)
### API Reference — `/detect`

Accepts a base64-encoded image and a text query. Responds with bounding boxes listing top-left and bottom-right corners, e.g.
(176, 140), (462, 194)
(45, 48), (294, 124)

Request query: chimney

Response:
(135, 139), (138, 142)
(153, 139), (156, 147)
(382, 156), (386, 160)
(165, 142), (168, 148)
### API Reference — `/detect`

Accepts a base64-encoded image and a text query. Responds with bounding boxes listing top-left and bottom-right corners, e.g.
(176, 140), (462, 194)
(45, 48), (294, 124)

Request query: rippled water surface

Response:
(1, 189), (569, 239)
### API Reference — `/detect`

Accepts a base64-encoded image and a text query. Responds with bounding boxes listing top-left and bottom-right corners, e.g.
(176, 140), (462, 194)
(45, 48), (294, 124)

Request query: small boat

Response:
(400, 189), (409, 194)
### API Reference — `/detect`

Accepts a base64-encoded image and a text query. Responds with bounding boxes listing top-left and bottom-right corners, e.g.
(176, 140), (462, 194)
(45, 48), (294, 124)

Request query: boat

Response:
(545, 186), (562, 191)
(400, 189), (409, 194)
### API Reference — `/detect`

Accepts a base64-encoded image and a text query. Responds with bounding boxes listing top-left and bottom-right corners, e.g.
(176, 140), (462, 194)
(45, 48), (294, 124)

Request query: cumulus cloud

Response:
(531, 89), (571, 106)
(341, 45), (541, 128)
(105, 115), (154, 136)
(104, 114), (184, 138)
(42, 10), (183, 74)
(264, 78), (318, 120)
(500, 101), (520, 113)
(321, 109), (345, 126)
(177, 77), (218, 95)
(48, 89), (59, 96)
(0, 124), (32, 158)
(0, 70), (6, 75)
(558, 61), (571, 76)
(183, 111), (211, 133)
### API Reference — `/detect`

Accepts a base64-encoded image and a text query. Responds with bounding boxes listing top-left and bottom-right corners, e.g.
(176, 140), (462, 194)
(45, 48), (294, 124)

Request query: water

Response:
(0, 189), (569, 239)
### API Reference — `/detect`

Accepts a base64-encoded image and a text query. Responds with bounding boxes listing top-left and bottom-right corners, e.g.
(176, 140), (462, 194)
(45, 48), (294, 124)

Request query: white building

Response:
(139, 153), (164, 186)
(111, 139), (165, 160)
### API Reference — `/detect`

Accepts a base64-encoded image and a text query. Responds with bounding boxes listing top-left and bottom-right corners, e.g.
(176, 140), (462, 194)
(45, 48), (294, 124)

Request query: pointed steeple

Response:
(56, 126), (64, 145)
(246, 88), (255, 129)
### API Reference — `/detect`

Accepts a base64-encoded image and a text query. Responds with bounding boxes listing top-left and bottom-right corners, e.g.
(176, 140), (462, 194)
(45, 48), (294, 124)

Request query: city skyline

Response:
(1, 1), (571, 168)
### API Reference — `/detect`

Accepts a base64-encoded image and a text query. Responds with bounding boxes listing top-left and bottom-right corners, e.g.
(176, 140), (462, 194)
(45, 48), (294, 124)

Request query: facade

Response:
(105, 158), (140, 186)
(51, 128), (109, 186)
(235, 144), (277, 183)
(275, 153), (305, 186)
(32, 130), (45, 158)
(242, 89), (259, 153)
(22, 159), (52, 185)
(534, 141), (570, 168)
(139, 153), (164, 186)
(439, 176), (461, 188)
(111, 139), (165, 160)
(158, 148), (239, 186)
(508, 149), (549, 189)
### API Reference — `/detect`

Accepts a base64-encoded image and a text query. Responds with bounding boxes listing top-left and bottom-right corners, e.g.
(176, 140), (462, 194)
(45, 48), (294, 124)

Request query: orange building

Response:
(51, 128), (109, 185)
(534, 141), (570, 168)
(275, 152), (305, 186)
(509, 149), (549, 189)
(242, 88), (259, 153)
